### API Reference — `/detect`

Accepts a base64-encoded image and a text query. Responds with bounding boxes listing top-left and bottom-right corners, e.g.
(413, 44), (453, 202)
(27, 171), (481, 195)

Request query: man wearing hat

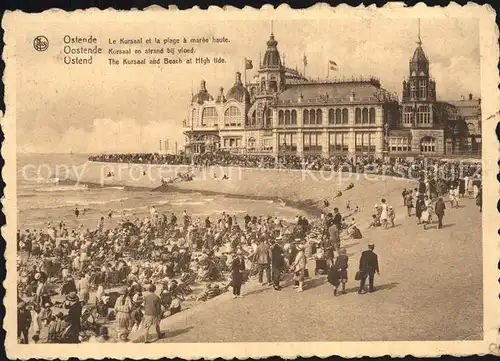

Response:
(64, 292), (82, 343)
(271, 236), (285, 291)
(253, 239), (272, 286)
(231, 249), (246, 298)
(358, 243), (380, 294)
(291, 243), (307, 292)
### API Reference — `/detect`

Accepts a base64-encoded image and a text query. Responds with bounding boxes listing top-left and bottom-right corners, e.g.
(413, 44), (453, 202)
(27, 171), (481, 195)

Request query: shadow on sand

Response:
(340, 281), (399, 295)
(133, 326), (194, 343)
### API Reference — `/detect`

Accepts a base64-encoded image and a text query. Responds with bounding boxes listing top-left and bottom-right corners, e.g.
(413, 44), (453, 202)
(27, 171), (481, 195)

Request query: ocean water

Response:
(17, 153), (306, 230)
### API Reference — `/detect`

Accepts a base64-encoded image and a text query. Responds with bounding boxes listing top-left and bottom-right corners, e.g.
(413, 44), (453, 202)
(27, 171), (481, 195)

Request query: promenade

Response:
(132, 197), (482, 342)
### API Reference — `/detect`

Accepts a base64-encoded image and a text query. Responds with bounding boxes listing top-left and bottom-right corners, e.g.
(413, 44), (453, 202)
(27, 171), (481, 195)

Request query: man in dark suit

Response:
(271, 237), (285, 290)
(434, 197), (446, 229)
(332, 208), (342, 230)
(358, 243), (380, 294)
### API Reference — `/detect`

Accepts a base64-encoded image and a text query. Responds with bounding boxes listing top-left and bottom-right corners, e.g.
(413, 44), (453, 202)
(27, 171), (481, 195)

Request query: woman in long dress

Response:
(114, 286), (133, 342)
(291, 244), (307, 293)
(379, 199), (388, 229)
(328, 249), (349, 296)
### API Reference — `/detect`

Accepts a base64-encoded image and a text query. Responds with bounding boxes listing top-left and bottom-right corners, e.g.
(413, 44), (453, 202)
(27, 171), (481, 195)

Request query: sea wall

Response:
(70, 161), (416, 217)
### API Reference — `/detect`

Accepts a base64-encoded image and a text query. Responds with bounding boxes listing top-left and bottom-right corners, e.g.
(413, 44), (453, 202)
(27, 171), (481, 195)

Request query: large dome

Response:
(226, 72), (250, 103)
(192, 80), (214, 104)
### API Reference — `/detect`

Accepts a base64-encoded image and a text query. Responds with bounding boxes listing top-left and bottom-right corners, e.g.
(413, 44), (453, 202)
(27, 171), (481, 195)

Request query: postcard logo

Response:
(33, 36), (49, 52)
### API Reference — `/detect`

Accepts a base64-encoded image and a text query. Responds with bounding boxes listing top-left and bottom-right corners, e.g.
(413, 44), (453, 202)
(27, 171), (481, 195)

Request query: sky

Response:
(13, 15), (480, 154)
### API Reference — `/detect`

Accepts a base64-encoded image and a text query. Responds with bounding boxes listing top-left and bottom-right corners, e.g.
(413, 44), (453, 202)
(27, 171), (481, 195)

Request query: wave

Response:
(169, 201), (206, 206)
(68, 197), (130, 206)
(105, 186), (125, 190)
(34, 185), (89, 192)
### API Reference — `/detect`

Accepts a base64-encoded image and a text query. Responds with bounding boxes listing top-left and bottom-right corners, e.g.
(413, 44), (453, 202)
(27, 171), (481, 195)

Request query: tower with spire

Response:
(401, 19), (436, 129)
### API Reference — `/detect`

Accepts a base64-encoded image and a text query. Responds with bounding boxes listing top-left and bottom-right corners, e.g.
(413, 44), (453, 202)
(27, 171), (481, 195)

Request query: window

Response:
(310, 109), (316, 125)
(201, 107), (218, 126)
(291, 110), (297, 125)
(191, 109), (197, 125)
(417, 105), (430, 125)
(316, 109), (322, 125)
(266, 108), (272, 128)
(329, 132), (348, 152)
(303, 133), (322, 152)
(355, 132), (377, 152)
(355, 108), (361, 124)
(404, 106), (414, 125)
(285, 110), (291, 125)
(389, 137), (411, 152)
(342, 108), (348, 124)
(362, 108), (368, 124)
(420, 136), (436, 153)
(419, 80), (427, 99)
(269, 76), (277, 93)
(260, 78), (266, 93)
(410, 81), (417, 99)
(369, 108), (376, 124)
(278, 133), (297, 152)
(248, 137), (256, 149)
(224, 106), (241, 126)
(335, 109), (342, 124)
(278, 110), (284, 125)
(303, 109), (309, 125)
(329, 109), (335, 124)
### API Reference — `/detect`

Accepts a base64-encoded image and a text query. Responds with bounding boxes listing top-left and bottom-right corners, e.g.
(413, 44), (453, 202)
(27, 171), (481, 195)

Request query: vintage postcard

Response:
(2, 3), (499, 359)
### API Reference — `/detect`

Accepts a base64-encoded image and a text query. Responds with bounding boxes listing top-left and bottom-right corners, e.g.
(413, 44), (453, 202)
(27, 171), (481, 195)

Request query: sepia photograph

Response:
(2, 4), (498, 359)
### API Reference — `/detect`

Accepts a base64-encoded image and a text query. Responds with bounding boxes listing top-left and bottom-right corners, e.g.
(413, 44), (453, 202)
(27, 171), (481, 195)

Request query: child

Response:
(421, 206), (430, 230)
(368, 214), (381, 229)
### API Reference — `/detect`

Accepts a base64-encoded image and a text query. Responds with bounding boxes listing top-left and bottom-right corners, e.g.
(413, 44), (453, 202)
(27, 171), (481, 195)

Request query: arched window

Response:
(355, 108), (361, 124)
(362, 108), (368, 124)
(410, 81), (417, 99)
(251, 111), (256, 126)
(269, 76), (278, 93)
(260, 78), (266, 93)
(310, 109), (316, 125)
(224, 106), (241, 126)
(335, 109), (342, 124)
(191, 108), (197, 125)
(201, 107), (218, 126)
(285, 110), (291, 125)
(420, 136), (436, 153)
(329, 109), (335, 124)
(316, 109), (322, 125)
(419, 80), (427, 99)
(369, 108), (376, 124)
(278, 110), (284, 125)
(291, 110), (297, 125)
(342, 108), (348, 124)
(303, 109), (309, 125)
(266, 108), (272, 128)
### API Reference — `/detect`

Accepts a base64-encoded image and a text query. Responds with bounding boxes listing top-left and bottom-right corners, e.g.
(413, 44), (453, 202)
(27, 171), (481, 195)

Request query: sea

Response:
(17, 153), (305, 231)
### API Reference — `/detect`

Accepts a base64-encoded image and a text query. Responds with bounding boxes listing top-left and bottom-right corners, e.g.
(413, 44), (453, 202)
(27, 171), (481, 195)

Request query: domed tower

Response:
(401, 20), (436, 129)
(226, 72), (250, 103)
(192, 80), (214, 105)
(258, 32), (286, 95)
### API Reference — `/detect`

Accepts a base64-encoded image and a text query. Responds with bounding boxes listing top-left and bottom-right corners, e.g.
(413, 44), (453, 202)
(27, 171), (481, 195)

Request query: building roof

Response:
(411, 44), (428, 64)
(192, 80), (214, 104)
(445, 99), (481, 119)
(262, 33), (281, 69)
(226, 72), (250, 103)
(276, 79), (395, 105)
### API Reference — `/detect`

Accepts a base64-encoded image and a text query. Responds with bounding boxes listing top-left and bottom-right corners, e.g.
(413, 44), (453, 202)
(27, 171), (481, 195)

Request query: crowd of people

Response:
(89, 151), (481, 181)
(17, 154), (482, 344)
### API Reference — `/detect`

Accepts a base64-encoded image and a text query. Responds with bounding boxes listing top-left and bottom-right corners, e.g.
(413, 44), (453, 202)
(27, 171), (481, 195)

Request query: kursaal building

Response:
(183, 27), (481, 159)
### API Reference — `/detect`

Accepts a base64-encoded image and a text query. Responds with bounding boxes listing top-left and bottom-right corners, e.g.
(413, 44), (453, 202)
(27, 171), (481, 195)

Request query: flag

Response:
(245, 58), (253, 70)
(303, 54), (308, 67)
(329, 60), (338, 71)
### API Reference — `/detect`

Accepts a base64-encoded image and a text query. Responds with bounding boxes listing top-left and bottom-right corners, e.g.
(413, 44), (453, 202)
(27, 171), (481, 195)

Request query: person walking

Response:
(253, 239), (272, 285)
(114, 286), (133, 342)
(380, 199), (388, 229)
(328, 222), (341, 257)
(328, 248), (349, 296)
(271, 237), (285, 291)
(231, 250), (245, 298)
(405, 191), (414, 216)
(358, 243), (380, 294)
(143, 284), (164, 343)
(291, 244), (307, 292)
(434, 197), (446, 229)
(17, 301), (31, 344)
(63, 292), (82, 343)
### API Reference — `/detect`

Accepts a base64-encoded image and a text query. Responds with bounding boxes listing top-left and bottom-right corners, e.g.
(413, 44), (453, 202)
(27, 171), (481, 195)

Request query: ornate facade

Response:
(183, 29), (481, 159)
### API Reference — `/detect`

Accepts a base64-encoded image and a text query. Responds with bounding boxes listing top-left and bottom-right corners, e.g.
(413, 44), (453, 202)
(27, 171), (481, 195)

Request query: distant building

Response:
(183, 26), (481, 159)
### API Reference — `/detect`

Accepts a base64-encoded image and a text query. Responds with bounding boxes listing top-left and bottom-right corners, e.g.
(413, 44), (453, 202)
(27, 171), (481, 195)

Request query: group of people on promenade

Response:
(89, 151), (481, 181)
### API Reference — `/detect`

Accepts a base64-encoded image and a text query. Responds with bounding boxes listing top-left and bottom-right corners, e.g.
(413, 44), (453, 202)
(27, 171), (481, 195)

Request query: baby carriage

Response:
(314, 258), (329, 275)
